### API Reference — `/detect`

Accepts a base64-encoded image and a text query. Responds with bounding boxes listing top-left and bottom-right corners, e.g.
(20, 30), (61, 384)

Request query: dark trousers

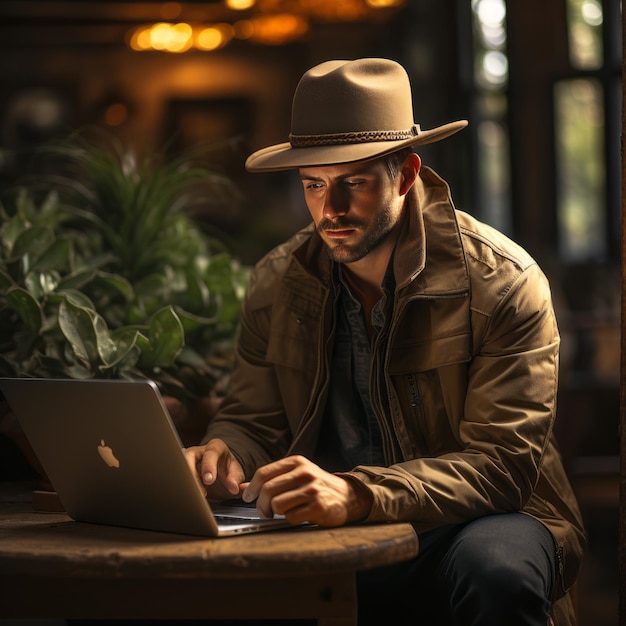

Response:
(356, 513), (557, 626)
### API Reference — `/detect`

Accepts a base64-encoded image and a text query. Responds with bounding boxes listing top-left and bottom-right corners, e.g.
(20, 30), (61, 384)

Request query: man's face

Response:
(299, 157), (408, 264)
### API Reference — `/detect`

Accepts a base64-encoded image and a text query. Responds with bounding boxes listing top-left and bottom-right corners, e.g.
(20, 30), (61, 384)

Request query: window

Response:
(556, 0), (621, 261)
(470, 0), (512, 234)
(468, 0), (621, 260)
(566, 0), (604, 69)
(554, 78), (606, 261)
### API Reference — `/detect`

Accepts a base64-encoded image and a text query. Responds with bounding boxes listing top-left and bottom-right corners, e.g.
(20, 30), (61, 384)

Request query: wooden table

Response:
(0, 483), (419, 625)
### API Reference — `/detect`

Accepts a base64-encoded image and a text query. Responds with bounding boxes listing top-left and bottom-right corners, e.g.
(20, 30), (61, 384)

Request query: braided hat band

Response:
(289, 125), (421, 148)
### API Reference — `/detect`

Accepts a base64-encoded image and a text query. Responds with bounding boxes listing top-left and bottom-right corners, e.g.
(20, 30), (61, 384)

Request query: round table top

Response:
(0, 490), (419, 580)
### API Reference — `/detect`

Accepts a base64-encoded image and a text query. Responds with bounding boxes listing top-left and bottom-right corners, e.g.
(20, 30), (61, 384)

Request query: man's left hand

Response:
(241, 455), (373, 527)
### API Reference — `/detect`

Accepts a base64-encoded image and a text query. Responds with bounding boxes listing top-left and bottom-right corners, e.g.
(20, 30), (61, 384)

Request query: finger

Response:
(262, 486), (310, 517)
(222, 456), (246, 496)
(253, 468), (315, 518)
(283, 502), (319, 526)
(242, 456), (305, 503)
(200, 445), (221, 486)
(200, 439), (233, 486)
(183, 446), (207, 497)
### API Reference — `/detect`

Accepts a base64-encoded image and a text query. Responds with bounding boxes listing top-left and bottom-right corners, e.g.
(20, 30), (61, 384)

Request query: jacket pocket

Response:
(393, 368), (468, 459)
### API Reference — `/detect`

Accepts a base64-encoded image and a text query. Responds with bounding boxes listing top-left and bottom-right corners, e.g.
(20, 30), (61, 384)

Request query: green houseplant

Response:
(0, 133), (249, 449)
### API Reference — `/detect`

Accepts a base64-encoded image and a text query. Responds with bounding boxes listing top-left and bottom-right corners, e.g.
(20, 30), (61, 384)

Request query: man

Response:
(184, 58), (585, 625)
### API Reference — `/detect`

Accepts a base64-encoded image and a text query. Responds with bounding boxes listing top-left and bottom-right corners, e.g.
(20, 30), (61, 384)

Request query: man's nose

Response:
(322, 186), (348, 219)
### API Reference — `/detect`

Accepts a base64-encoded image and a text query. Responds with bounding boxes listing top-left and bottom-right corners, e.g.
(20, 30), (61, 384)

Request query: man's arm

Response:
(350, 263), (561, 528)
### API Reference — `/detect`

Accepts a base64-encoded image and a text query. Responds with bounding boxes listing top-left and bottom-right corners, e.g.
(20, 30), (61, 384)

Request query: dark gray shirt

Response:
(314, 264), (394, 472)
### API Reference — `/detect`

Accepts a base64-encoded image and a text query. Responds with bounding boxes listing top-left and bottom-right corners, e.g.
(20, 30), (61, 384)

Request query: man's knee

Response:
(440, 514), (556, 625)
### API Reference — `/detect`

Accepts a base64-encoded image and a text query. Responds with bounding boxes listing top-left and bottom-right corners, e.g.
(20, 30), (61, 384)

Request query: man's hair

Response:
(382, 147), (415, 180)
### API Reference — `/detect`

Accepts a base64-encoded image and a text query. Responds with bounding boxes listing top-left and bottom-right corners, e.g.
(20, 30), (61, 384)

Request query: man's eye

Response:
(345, 180), (364, 187)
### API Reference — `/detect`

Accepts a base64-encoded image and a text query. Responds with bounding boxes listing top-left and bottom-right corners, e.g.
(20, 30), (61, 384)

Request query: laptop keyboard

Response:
(213, 514), (266, 524)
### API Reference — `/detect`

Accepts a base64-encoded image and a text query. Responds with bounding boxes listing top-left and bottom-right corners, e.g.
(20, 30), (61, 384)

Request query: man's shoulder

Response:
(455, 210), (536, 273)
(451, 211), (552, 319)
(254, 223), (314, 275)
(246, 224), (315, 307)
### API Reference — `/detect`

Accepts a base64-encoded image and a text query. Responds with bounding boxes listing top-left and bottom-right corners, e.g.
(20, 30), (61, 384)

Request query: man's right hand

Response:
(184, 438), (245, 501)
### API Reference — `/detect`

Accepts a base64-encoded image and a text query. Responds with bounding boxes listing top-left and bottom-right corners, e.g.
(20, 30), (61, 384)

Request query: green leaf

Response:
(34, 353), (70, 378)
(92, 312), (117, 366)
(7, 287), (43, 333)
(108, 327), (142, 368)
(183, 270), (211, 310)
(134, 331), (151, 355)
(93, 271), (135, 302)
(24, 271), (59, 300)
(1, 218), (24, 257)
(58, 299), (100, 370)
(133, 273), (168, 299)
(0, 269), (14, 290)
(12, 227), (55, 263)
(30, 237), (72, 273)
(53, 289), (96, 310)
(57, 268), (98, 291)
(143, 306), (184, 369)
(174, 306), (220, 331)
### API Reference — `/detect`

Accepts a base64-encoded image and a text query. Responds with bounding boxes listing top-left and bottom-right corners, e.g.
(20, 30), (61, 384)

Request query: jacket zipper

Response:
(370, 319), (398, 464)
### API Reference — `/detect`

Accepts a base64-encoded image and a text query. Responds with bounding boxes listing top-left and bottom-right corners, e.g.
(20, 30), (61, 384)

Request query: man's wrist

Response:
(340, 474), (374, 523)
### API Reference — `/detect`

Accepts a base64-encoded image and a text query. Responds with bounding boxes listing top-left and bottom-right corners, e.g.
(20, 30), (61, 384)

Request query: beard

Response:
(318, 204), (400, 264)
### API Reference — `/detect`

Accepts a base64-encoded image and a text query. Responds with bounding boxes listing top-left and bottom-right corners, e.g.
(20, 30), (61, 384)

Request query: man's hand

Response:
(184, 438), (245, 501)
(241, 455), (373, 527)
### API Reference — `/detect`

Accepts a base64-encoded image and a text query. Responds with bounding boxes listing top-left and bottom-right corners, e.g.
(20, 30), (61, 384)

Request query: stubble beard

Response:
(319, 204), (399, 264)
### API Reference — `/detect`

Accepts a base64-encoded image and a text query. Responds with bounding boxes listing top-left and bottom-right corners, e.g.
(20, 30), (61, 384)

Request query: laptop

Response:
(0, 377), (293, 537)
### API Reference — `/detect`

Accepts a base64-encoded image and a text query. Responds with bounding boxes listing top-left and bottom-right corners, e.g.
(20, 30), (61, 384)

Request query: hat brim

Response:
(245, 120), (468, 172)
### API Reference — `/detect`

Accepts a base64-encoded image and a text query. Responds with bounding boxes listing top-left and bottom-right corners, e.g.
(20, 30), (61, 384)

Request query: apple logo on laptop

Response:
(98, 439), (120, 468)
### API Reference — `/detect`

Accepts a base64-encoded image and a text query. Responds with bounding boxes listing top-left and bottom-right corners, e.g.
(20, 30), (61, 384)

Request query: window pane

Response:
(566, 0), (604, 69)
(472, 0), (509, 89)
(554, 78), (606, 260)
(476, 95), (511, 233)
(471, 0), (512, 231)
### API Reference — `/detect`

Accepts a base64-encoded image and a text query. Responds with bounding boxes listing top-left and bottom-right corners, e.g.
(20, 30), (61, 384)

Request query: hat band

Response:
(289, 124), (421, 147)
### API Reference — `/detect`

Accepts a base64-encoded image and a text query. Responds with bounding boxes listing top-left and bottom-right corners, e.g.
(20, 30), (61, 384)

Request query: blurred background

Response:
(0, 1), (621, 624)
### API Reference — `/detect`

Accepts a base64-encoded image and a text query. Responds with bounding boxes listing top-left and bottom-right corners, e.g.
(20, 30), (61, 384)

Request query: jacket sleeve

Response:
(200, 259), (292, 478)
(347, 262), (561, 529)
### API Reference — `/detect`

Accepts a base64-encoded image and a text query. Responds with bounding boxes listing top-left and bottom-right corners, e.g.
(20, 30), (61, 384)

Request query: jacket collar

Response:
(396, 166), (469, 297)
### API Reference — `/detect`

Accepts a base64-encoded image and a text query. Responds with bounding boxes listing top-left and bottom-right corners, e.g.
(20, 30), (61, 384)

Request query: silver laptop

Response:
(0, 377), (292, 537)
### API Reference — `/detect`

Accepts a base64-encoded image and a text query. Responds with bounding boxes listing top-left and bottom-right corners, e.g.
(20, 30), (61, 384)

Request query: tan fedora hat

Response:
(245, 58), (468, 172)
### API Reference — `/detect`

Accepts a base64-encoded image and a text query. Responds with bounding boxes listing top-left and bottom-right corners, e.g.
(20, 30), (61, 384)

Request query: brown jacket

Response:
(204, 166), (585, 617)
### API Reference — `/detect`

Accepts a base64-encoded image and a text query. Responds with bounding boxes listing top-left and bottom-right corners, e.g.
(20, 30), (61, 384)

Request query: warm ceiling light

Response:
(129, 26), (153, 51)
(365, 0), (404, 7)
(130, 22), (193, 52)
(196, 24), (234, 51)
(248, 13), (308, 45)
(127, 0), (405, 52)
(146, 22), (193, 53)
(226, 0), (256, 9)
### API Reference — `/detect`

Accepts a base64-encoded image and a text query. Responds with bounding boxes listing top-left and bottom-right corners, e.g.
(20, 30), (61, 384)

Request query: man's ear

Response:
(398, 152), (421, 196)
